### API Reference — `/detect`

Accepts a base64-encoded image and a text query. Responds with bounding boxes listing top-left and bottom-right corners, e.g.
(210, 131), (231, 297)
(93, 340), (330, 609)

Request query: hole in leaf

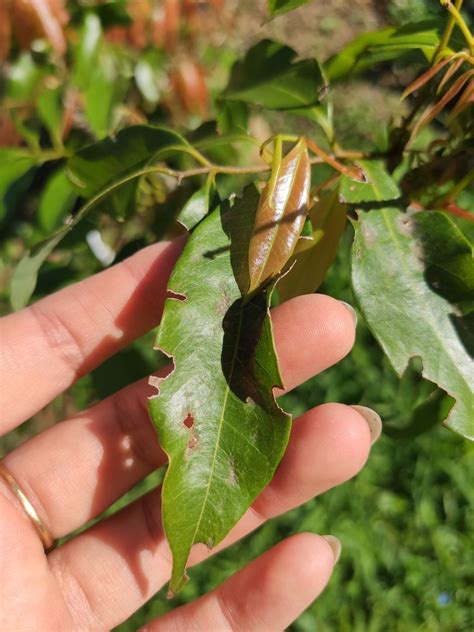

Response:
(183, 413), (194, 429)
(167, 289), (187, 301)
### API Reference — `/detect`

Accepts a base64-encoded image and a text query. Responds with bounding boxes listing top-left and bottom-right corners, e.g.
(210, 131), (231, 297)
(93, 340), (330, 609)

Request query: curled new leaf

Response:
(400, 55), (452, 101)
(411, 70), (474, 137)
(246, 138), (311, 295)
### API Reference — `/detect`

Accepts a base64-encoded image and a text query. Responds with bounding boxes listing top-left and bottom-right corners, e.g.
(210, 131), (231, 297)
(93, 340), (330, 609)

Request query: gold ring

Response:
(0, 462), (55, 552)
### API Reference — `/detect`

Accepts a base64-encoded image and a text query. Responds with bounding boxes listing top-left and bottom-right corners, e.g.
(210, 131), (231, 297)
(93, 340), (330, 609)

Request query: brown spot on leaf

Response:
(183, 413), (194, 429)
(167, 289), (187, 301)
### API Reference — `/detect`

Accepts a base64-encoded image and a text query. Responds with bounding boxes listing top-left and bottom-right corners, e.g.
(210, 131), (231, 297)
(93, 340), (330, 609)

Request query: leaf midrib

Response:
(189, 303), (245, 547)
(252, 147), (304, 289)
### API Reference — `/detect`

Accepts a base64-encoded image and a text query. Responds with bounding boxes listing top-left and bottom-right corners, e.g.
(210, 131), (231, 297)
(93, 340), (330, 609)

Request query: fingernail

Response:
(340, 301), (357, 327)
(321, 535), (342, 564)
(351, 405), (383, 445)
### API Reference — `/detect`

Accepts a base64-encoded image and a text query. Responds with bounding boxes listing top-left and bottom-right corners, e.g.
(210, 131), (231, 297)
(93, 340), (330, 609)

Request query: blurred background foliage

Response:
(0, 1), (473, 630)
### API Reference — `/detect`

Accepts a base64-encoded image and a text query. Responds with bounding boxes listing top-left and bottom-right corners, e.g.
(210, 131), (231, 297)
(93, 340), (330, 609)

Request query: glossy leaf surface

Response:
(223, 40), (325, 110)
(277, 190), (347, 302)
(352, 209), (473, 440)
(246, 139), (311, 294)
(339, 160), (401, 204)
(149, 198), (291, 594)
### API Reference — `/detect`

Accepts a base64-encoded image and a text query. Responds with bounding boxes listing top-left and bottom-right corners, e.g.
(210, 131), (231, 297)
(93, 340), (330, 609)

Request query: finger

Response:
(4, 294), (356, 538)
(0, 238), (184, 433)
(0, 483), (67, 631)
(47, 403), (372, 629)
(141, 533), (337, 632)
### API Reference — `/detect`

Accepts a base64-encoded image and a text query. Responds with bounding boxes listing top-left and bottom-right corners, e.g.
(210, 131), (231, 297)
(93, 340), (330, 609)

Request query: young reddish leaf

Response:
(400, 56), (452, 101)
(437, 55), (465, 93)
(411, 70), (474, 137)
(247, 138), (311, 295)
(447, 80), (474, 120)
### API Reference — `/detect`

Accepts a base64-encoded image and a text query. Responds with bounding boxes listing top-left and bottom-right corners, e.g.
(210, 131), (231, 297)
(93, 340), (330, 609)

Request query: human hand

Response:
(0, 239), (381, 631)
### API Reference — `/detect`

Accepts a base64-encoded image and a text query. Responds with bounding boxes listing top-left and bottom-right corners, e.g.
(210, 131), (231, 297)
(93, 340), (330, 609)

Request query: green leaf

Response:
(267, 0), (313, 19)
(38, 167), (77, 233)
(339, 160), (401, 204)
(291, 102), (334, 143)
(72, 12), (102, 90)
(384, 387), (455, 439)
(222, 39), (326, 110)
(5, 52), (47, 100)
(149, 196), (291, 594)
(215, 99), (249, 134)
(413, 211), (474, 310)
(351, 208), (473, 440)
(277, 189), (347, 302)
(10, 229), (68, 311)
(0, 149), (36, 221)
(177, 176), (218, 231)
(67, 125), (190, 218)
(12, 126), (191, 308)
(84, 45), (128, 138)
(134, 51), (163, 105)
(325, 21), (441, 82)
(37, 86), (64, 149)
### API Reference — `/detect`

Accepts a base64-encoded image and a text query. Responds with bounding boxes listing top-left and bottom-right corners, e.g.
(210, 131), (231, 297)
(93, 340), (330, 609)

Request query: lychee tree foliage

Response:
(2, 0), (473, 595)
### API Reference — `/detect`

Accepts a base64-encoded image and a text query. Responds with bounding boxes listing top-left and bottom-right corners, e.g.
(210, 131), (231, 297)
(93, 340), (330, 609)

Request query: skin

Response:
(0, 239), (373, 631)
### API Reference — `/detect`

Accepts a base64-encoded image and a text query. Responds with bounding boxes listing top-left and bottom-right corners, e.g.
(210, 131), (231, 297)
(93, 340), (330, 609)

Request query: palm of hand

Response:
(0, 239), (375, 631)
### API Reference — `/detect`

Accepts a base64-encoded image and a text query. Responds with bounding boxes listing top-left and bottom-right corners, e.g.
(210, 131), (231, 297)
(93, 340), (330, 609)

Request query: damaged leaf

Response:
(149, 194), (291, 594)
(351, 208), (473, 440)
(246, 138), (311, 295)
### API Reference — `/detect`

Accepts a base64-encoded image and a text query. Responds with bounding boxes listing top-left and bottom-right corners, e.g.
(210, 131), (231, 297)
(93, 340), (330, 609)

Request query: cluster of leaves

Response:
(1, 0), (473, 595)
